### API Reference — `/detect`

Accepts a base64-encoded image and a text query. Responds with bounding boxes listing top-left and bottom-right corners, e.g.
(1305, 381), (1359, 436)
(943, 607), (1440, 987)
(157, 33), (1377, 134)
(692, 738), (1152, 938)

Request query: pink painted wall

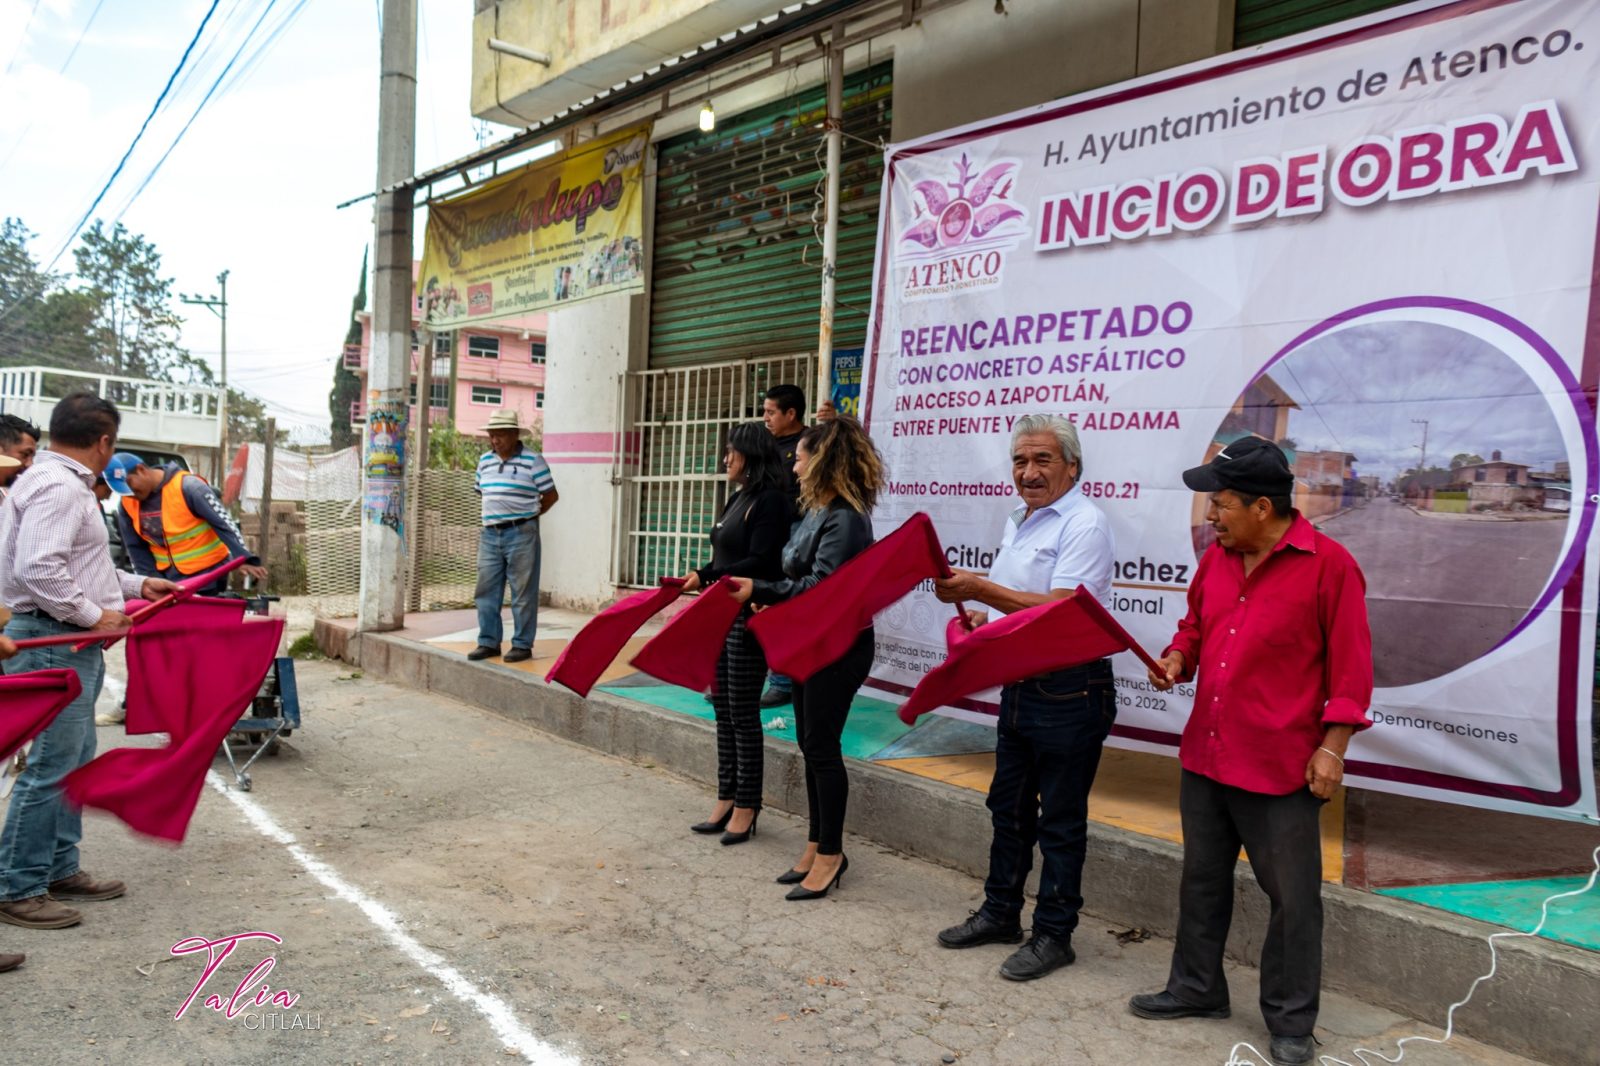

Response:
(349, 276), (549, 438)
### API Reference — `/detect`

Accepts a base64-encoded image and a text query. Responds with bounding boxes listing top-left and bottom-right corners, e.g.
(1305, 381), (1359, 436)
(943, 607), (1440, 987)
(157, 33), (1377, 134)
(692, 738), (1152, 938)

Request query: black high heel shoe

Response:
(775, 866), (809, 885)
(785, 855), (847, 900)
(690, 807), (733, 834)
(720, 809), (760, 845)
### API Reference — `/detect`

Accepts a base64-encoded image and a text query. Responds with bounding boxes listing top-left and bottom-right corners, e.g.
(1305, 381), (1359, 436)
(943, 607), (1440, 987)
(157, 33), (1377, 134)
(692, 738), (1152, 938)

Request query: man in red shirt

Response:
(1128, 436), (1372, 1066)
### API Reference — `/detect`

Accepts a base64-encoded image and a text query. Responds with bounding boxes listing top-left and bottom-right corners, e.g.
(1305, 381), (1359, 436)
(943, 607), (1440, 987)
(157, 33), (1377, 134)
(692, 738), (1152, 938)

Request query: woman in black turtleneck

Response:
(682, 422), (795, 844)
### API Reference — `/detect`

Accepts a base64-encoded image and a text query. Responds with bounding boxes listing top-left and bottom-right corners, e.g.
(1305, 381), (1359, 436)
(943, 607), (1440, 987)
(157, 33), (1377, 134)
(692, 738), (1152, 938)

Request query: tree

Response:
(1450, 452), (1484, 469)
(328, 248), (367, 449)
(73, 220), (211, 384)
(0, 217), (85, 368)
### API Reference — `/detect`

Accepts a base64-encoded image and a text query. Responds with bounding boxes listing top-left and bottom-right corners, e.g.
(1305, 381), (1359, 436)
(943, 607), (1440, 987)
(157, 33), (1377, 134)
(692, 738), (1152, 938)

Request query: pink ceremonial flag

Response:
(545, 578), (686, 697)
(749, 512), (952, 683)
(629, 578), (745, 693)
(0, 669), (83, 762)
(120, 597), (249, 735)
(897, 589), (1146, 725)
(65, 606), (284, 843)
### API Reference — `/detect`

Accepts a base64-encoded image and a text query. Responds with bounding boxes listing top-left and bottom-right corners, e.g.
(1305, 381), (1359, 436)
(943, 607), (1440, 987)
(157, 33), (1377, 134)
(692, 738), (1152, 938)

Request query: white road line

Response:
(207, 772), (580, 1065)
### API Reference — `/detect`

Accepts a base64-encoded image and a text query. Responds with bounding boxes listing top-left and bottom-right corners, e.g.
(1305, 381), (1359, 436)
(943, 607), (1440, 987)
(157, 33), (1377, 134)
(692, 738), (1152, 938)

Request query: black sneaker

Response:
(758, 687), (791, 709)
(998, 933), (1075, 981)
(1269, 1035), (1315, 1066)
(503, 648), (532, 663)
(467, 646), (500, 661)
(937, 911), (1024, 949)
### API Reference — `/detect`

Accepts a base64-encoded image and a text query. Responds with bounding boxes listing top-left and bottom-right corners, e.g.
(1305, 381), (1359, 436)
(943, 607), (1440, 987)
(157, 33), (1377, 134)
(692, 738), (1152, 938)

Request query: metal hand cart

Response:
(218, 594), (302, 792)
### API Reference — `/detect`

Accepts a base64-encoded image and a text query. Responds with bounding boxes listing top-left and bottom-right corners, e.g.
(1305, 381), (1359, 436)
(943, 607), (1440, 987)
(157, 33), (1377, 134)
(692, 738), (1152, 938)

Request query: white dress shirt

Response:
(0, 450), (145, 627)
(985, 482), (1115, 619)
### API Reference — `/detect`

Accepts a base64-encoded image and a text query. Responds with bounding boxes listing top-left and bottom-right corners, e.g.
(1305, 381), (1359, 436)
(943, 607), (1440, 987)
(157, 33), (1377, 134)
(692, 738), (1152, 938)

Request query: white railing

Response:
(0, 365), (225, 449)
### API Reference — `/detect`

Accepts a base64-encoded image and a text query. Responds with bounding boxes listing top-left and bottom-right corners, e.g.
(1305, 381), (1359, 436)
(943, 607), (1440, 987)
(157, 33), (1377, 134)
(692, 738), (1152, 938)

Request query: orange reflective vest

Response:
(121, 472), (231, 575)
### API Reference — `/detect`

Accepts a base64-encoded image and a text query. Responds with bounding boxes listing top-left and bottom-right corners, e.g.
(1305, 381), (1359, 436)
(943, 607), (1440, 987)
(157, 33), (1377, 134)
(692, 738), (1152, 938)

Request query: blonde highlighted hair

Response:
(797, 416), (885, 514)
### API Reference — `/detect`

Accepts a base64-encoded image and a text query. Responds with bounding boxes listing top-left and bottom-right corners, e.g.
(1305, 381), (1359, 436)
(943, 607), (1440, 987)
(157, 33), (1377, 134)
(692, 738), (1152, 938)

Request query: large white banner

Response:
(862, 0), (1599, 822)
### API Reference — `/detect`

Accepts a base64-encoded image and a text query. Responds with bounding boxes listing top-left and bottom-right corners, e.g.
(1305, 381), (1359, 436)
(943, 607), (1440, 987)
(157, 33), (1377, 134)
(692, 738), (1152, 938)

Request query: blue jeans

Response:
(0, 614), (106, 901)
(978, 658), (1116, 940)
(475, 519), (541, 650)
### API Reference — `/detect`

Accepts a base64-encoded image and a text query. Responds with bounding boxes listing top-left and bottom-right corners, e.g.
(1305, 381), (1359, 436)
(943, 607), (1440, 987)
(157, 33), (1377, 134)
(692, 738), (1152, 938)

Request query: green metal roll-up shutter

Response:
(1235, 0), (1411, 47)
(649, 62), (891, 369)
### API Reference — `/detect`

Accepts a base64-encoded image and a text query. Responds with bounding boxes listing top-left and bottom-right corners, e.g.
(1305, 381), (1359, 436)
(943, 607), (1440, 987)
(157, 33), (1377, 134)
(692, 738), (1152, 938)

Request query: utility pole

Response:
(360, 0), (417, 632)
(815, 29), (843, 418)
(260, 416), (276, 591)
(1411, 418), (1430, 475)
(181, 269), (229, 478)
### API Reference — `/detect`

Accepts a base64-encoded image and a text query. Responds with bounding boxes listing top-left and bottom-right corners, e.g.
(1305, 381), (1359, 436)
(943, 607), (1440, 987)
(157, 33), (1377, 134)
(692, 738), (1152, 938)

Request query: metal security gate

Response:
(616, 353), (815, 588)
(649, 62), (891, 369)
(1234, 0), (1411, 46)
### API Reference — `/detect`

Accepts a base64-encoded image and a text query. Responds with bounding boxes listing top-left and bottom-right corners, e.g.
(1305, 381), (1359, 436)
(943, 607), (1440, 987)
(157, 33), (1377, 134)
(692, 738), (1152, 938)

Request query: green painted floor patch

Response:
(1377, 876), (1600, 951)
(595, 683), (912, 761)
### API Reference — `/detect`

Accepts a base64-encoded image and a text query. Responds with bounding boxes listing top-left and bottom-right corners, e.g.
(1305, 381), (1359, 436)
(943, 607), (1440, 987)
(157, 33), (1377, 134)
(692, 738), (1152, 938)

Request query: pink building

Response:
(346, 266), (548, 437)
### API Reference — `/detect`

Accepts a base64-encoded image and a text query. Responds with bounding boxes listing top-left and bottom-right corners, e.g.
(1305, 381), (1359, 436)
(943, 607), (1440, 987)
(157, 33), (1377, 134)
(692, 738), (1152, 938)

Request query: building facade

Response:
(455, 0), (1418, 609)
(347, 264), (548, 439)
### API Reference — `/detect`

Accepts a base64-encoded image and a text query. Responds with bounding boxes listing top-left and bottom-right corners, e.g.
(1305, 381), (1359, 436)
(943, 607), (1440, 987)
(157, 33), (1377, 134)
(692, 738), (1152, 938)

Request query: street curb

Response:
(318, 619), (1596, 1064)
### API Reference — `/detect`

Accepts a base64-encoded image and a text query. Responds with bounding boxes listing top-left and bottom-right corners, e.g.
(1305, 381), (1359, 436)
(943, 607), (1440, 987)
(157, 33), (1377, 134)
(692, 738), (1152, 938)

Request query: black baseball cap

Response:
(1182, 436), (1294, 497)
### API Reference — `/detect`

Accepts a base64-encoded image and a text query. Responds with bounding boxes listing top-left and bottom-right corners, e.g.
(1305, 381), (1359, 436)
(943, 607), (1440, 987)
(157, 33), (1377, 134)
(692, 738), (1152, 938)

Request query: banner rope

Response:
(1223, 842), (1600, 1066)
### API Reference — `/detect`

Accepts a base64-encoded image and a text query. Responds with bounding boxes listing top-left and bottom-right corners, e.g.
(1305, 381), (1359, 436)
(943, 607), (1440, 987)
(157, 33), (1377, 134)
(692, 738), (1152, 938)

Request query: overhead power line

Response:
(0, 0), (225, 331)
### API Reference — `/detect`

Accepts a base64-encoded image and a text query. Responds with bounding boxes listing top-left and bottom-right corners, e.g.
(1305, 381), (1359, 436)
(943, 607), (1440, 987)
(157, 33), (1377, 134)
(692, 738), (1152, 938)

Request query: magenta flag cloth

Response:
(120, 597), (249, 735)
(545, 578), (686, 697)
(630, 578), (745, 693)
(0, 669), (83, 762)
(65, 606), (284, 843)
(749, 512), (951, 683)
(898, 590), (1135, 725)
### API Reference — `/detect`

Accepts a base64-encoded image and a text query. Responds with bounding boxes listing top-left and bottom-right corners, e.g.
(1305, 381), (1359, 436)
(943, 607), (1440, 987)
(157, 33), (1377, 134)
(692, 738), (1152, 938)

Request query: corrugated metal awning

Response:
(649, 62), (891, 369)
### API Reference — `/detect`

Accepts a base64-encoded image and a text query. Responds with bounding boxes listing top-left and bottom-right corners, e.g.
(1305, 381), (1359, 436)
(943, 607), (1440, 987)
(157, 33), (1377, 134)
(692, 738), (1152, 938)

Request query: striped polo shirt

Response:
(475, 446), (556, 526)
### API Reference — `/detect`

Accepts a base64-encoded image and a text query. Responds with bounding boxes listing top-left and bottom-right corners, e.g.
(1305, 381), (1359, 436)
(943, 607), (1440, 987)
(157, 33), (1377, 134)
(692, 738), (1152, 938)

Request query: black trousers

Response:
(710, 615), (767, 809)
(979, 659), (1116, 940)
(792, 627), (874, 855)
(1166, 769), (1325, 1037)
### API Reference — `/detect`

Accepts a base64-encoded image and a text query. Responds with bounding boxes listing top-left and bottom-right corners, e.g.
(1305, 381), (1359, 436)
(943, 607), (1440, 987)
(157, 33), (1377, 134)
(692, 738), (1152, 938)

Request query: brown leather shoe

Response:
(0, 895), (82, 929)
(0, 952), (24, 972)
(48, 871), (125, 902)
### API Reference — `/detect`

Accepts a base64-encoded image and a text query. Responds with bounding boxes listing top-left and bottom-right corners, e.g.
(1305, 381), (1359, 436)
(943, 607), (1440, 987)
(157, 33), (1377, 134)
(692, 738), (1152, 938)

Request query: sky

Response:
(1271, 321), (1568, 482)
(0, 0), (501, 444)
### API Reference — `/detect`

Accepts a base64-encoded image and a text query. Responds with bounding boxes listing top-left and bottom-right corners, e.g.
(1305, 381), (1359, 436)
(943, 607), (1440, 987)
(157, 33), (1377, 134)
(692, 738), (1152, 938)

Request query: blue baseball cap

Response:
(102, 452), (148, 496)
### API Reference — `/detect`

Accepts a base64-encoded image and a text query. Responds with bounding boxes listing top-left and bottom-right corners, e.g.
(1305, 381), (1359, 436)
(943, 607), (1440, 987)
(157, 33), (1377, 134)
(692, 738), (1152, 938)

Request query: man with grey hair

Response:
(931, 413), (1117, 982)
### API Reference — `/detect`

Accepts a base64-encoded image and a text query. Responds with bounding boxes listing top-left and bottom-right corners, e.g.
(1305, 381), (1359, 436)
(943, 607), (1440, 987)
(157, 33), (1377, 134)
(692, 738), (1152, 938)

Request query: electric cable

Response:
(1224, 842), (1600, 1066)
(1, 0), (45, 76)
(0, 0), (112, 177)
(0, 0), (224, 327)
(110, 0), (284, 221)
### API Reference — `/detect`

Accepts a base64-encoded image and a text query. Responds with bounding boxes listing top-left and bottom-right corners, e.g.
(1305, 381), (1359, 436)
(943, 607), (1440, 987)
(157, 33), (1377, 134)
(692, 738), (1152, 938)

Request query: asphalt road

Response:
(0, 658), (1546, 1066)
(1318, 502), (1567, 688)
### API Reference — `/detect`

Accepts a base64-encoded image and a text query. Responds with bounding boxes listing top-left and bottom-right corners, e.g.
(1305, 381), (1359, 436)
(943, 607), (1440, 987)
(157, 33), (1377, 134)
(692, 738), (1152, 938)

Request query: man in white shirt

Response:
(0, 392), (177, 932)
(932, 414), (1117, 982)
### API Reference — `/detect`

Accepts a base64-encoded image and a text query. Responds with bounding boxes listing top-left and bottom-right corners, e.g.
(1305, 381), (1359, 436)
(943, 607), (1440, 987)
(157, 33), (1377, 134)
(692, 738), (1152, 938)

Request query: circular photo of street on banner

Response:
(1195, 305), (1588, 689)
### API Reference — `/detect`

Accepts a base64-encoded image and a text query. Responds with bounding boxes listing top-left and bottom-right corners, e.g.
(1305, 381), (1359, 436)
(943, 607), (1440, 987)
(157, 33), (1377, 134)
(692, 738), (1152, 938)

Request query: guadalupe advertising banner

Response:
(861, 0), (1599, 822)
(418, 123), (649, 325)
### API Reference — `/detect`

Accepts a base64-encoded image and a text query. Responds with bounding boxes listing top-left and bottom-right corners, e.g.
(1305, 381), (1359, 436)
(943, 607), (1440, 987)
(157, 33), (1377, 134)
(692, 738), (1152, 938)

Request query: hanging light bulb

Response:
(699, 101), (716, 132)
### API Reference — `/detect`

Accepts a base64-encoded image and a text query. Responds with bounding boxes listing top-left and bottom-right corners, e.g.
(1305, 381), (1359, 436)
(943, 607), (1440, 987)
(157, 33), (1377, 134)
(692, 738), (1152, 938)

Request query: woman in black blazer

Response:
(732, 416), (885, 900)
(683, 422), (795, 844)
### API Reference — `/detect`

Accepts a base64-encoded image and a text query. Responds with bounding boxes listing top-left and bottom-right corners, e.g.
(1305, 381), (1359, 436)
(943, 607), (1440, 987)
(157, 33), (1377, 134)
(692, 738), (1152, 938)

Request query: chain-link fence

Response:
(302, 431), (487, 618)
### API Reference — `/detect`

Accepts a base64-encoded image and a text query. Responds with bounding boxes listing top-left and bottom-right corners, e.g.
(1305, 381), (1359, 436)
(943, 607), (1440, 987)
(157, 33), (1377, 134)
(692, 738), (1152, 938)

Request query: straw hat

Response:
(483, 409), (526, 433)
(0, 455), (17, 470)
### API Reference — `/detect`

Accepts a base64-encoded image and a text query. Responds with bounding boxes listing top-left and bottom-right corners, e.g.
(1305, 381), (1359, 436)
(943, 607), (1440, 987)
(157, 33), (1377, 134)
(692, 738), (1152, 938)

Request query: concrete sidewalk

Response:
(317, 616), (1599, 1065)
